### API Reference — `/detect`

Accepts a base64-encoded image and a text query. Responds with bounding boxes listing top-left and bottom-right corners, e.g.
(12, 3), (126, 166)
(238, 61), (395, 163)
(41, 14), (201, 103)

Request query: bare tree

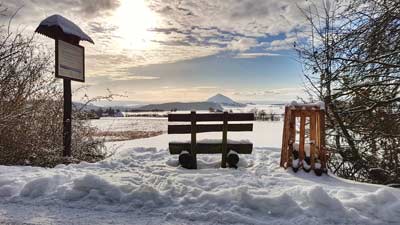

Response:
(296, 0), (400, 184)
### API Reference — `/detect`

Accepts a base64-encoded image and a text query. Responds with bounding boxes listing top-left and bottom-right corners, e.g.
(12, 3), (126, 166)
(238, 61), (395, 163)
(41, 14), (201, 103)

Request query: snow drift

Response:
(0, 142), (399, 224)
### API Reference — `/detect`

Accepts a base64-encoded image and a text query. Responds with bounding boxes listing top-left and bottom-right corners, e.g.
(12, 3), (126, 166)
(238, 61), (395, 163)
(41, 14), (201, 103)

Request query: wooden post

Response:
(299, 114), (306, 161)
(190, 111), (197, 169)
(287, 110), (296, 167)
(221, 111), (228, 168)
(280, 106), (289, 167)
(319, 110), (326, 170)
(284, 109), (293, 168)
(310, 112), (317, 169)
(63, 79), (72, 157)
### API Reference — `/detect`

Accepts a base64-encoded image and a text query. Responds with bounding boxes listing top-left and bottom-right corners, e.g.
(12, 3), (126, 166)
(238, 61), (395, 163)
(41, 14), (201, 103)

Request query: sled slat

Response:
(299, 114), (306, 161)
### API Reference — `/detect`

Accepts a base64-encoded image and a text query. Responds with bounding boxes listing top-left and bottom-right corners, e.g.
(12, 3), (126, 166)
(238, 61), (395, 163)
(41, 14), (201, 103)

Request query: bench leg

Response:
(190, 111), (197, 169)
(221, 112), (228, 168)
(192, 152), (197, 169)
(179, 151), (194, 169)
(227, 150), (239, 168)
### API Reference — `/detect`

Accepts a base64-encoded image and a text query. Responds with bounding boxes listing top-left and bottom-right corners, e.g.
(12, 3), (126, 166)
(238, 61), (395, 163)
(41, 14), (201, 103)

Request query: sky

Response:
(1, 0), (318, 103)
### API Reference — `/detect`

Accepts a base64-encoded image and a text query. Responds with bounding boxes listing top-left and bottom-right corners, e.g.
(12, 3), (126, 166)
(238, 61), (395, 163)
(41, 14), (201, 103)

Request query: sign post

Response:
(35, 14), (94, 157)
(63, 76), (72, 157)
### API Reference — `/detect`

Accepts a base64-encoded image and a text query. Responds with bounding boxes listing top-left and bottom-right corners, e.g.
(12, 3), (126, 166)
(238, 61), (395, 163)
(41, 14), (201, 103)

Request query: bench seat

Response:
(169, 141), (253, 155)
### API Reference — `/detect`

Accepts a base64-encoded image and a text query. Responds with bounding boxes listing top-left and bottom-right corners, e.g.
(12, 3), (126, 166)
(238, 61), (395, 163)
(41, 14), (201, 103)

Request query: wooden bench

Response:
(168, 111), (254, 169)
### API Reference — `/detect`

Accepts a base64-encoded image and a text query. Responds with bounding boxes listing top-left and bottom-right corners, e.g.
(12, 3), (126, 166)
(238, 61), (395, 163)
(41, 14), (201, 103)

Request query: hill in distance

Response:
(110, 94), (246, 111)
(137, 101), (223, 111)
(207, 93), (246, 107)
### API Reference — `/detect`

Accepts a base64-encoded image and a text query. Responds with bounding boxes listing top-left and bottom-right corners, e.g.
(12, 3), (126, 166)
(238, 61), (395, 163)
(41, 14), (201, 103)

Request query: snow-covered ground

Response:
(119, 104), (286, 118)
(224, 104), (285, 114)
(90, 104), (285, 134)
(90, 117), (167, 132)
(0, 118), (399, 225)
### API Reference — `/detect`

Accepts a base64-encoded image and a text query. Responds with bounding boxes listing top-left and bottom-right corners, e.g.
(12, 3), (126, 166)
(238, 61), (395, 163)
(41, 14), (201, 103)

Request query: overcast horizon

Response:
(1, 0), (317, 103)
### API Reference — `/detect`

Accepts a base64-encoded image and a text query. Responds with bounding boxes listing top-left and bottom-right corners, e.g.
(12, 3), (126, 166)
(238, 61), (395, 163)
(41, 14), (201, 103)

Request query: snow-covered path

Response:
(0, 121), (399, 225)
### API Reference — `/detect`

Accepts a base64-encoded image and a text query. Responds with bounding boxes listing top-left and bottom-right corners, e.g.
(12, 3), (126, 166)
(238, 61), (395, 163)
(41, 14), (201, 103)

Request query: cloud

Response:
(88, 21), (118, 34)
(233, 52), (281, 58)
(112, 75), (160, 81)
(78, 0), (120, 16)
(2, 0), (314, 70)
(2, 0), (119, 22)
(194, 86), (217, 90)
(266, 34), (298, 51)
(1, 0), (318, 100)
(233, 87), (306, 100)
(143, 0), (318, 62)
(151, 0), (310, 37)
(227, 37), (258, 51)
(83, 73), (160, 86)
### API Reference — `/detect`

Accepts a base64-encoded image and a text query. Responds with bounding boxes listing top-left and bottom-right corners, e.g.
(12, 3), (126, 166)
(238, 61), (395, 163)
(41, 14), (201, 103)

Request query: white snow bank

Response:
(62, 174), (123, 202)
(0, 145), (399, 225)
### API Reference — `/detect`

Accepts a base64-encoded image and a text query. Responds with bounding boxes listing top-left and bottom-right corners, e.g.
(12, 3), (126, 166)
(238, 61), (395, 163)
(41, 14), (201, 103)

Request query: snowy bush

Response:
(0, 7), (107, 167)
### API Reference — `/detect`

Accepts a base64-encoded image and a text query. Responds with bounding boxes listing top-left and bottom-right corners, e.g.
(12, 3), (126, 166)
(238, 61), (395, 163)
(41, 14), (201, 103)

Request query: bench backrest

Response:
(168, 111), (254, 134)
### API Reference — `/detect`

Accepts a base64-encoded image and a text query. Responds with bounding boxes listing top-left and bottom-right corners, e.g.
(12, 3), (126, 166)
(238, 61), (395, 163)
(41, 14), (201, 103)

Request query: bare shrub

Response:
(0, 6), (108, 167)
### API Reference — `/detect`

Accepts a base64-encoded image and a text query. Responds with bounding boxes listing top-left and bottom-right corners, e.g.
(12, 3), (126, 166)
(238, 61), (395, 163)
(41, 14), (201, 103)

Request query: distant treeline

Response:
(83, 106), (283, 121)
(81, 107), (124, 119)
(252, 110), (283, 121)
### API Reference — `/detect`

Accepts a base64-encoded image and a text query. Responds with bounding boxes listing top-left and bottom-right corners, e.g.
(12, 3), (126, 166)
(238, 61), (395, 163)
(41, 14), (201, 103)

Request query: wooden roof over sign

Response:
(35, 14), (94, 44)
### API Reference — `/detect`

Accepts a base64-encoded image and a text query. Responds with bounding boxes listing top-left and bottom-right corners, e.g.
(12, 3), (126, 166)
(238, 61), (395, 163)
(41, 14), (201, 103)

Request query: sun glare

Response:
(113, 0), (159, 50)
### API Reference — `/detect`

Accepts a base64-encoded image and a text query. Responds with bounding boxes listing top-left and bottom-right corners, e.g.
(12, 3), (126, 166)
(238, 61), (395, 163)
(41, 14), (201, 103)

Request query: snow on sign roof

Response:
(35, 14), (94, 44)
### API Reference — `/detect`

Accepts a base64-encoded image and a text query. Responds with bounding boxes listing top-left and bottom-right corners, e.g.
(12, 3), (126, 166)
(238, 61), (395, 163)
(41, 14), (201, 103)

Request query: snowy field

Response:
(0, 115), (399, 224)
(89, 104), (285, 135)
(90, 117), (167, 133)
(121, 104), (286, 118)
(224, 104), (285, 114)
